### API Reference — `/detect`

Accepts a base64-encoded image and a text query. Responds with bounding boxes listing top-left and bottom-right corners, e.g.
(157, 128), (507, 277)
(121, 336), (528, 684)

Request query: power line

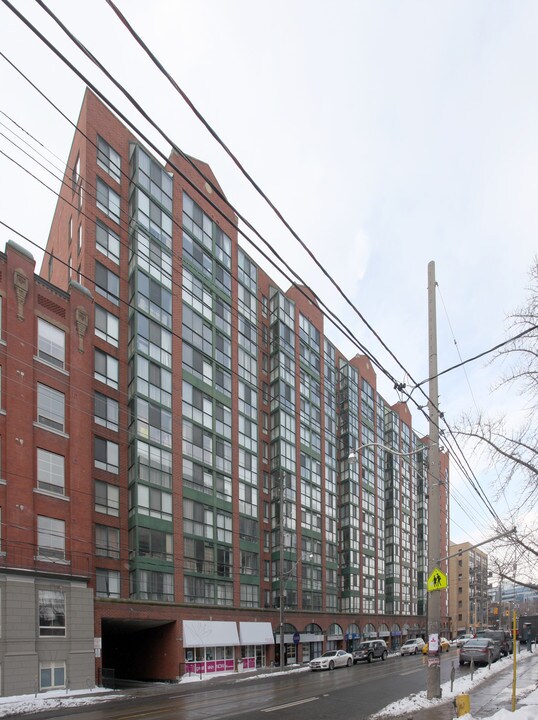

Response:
(412, 321), (538, 391)
(1, 2), (513, 536)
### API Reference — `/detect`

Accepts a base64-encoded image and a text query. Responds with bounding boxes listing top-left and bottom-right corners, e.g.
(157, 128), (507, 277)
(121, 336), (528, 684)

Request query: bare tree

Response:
(455, 257), (538, 573)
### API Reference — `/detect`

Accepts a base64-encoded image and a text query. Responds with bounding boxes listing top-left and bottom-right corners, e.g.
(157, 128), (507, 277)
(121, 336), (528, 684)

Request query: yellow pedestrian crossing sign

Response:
(427, 568), (447, 592)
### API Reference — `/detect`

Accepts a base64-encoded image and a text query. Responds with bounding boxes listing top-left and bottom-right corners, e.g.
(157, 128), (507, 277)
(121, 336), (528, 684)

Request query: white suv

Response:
(400, 638), (425, 655)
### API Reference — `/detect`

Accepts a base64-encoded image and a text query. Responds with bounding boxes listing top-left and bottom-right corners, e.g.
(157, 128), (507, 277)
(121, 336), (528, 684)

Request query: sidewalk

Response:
(386, 653), (538, 720)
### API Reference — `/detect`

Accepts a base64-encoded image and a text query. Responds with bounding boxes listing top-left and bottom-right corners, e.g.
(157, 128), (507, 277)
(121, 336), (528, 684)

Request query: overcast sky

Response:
(0, 1), (536, 554)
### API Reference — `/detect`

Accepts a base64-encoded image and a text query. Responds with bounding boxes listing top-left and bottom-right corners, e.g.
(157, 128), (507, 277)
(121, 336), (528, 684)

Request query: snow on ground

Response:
(373, 651), (537, 719)
(0, 653), (535, 719)
(0, 687), (122, 718)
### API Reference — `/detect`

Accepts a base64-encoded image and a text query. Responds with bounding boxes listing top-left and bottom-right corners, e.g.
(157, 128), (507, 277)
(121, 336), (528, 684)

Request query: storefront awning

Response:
(239, 622), (275, 645)
(183, 620), (240, 648)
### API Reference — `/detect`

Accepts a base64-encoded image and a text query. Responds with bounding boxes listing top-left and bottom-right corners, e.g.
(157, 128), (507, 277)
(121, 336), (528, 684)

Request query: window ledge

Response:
(35, 556), (70, 566)
(33, 423), (70, 439)
(34, 488), (70, 502)
(34, 356), (69, 376)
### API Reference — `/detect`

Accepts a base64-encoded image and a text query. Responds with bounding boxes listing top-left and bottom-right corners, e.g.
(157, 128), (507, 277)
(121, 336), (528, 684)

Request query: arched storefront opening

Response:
(326, 623), (344, 652)
(390, 623), (401, 651)
(346, 623), (361, 653)
(302, 623), (324, 663)
(275, 622), (297, 667)
(363, 623), (377, 639)
(378, 623), (390, 645)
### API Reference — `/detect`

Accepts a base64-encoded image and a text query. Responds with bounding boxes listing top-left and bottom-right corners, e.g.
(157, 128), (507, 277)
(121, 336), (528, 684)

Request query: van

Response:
(475, 630), (510, 656)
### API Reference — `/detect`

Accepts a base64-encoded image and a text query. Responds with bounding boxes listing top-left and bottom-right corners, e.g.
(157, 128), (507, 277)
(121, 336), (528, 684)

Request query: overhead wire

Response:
(0, 1), (521, 548)
(437, 284), (517, 523)
(0, 32), (405, 401)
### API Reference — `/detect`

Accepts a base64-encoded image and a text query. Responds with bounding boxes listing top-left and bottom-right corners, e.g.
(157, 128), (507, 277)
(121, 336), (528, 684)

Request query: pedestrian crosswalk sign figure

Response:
(427, 568), (447, 592)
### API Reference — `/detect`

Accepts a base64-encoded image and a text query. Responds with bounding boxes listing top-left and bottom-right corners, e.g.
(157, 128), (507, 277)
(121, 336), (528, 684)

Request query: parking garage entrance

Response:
(100, 617), (178, 684)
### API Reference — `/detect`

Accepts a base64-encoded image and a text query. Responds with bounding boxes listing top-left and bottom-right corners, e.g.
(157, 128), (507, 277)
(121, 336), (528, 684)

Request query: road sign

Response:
(293, 631), (300, 645)
(427, 568), (447, 592)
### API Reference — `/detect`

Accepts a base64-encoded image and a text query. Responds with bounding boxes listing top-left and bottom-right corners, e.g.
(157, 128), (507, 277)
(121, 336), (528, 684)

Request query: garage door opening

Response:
(101, 617), (178, 684)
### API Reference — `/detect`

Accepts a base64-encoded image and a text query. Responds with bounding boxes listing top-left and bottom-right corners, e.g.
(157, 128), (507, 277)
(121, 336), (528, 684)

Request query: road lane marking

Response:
(400, 668), (424, 675)
(262, 696), (320, 712)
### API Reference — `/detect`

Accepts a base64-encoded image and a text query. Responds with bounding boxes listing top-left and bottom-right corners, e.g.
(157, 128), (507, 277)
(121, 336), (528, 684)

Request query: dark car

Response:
(352, 639), (388, 663)
(459, 637), (500, 666)
(476, 630), (510, 656)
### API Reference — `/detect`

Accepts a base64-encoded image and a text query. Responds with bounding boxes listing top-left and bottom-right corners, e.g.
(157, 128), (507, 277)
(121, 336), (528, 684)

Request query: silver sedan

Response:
(309, 650), (353, 671)
(459, 638), (500, 666)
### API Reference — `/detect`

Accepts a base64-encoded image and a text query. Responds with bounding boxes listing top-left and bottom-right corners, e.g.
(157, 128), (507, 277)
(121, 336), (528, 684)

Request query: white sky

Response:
(0, 1), (537, 558)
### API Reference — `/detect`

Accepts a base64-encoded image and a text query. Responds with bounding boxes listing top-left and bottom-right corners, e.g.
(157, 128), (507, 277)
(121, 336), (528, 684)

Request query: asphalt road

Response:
(21, 647), (477, 720)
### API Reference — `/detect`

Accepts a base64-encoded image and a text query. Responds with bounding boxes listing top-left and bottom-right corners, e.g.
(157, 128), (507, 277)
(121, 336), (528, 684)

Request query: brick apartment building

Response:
(0, 88), (450, 694)
(448, 541), (488, 637)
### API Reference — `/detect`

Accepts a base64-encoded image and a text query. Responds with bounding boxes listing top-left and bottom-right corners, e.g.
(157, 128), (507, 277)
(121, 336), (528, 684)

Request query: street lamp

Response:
(347, 442), (437, 462)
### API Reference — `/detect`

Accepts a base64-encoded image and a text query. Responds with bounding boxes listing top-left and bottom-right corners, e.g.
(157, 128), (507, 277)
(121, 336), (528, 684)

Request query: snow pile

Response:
(373, 652), (537, 718)
(0, 687), (120, 718)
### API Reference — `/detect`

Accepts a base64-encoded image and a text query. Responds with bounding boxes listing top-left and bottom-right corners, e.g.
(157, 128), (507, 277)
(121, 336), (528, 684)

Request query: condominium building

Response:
(0, 88), (449, 693)
(448, 542), (488, 637)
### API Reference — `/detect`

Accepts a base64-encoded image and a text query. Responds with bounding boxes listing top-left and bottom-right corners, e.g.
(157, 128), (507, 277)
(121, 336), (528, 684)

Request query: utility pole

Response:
(427, 260), (442, 699)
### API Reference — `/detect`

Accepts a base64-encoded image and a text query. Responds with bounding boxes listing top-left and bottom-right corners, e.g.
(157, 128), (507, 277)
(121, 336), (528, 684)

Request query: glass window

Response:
(94, 392), (119, 431)
(132, 270), (172, 328)
(95, 262), (120, 305)
(132, 527), (173, 562)
(95, 480), (119, 516)
(132, 312), (172, 368)
(132, 146), (173, 212)
(39, 590), (66, 636)
(37, 384), (65, 432)
(95, 524), (120, 558)
(40, 661), (66, 690)
(130, 188), (172, 248)
(96, 221), (120, 264)
(96, 568), (120, 598)
(37, 517), (65, 560)
(96, 178), (121, 224)
(97, 136), (121, 183)
(95, 306), (119, 346)
(136, 485), (172, 521)
(132, 356), (172, 408)
(132, 569), (173, 601)
(71, 154), (80, 191)
(37, 319), (65, 369)
(95, 437), (119, 474)
(95, 349), (119, 389)
(37, 449), (65, 495)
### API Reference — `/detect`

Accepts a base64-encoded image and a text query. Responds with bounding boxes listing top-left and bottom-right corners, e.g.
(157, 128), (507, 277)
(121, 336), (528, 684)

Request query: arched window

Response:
(363, 623), (377, 639)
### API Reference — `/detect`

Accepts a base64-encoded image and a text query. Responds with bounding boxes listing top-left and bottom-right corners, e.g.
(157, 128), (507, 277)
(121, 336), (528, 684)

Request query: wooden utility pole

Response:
(427, 260), (442, 699)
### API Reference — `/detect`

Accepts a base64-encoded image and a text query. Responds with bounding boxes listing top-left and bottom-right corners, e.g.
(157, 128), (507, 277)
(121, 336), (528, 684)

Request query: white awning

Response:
(239, 622), (275, 645)
(183, 620), (240, 648)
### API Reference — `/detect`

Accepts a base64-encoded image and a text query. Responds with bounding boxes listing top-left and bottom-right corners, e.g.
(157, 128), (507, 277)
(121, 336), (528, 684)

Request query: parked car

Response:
(456, 633), (475, 647)
(422, 637), (450, 654)
(309, 650), (353, 671)
(459, 638), (501, 666)
(400, 638), (425, 655)
(353, 640), (388, 663)
(475, 630), (510, 656)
